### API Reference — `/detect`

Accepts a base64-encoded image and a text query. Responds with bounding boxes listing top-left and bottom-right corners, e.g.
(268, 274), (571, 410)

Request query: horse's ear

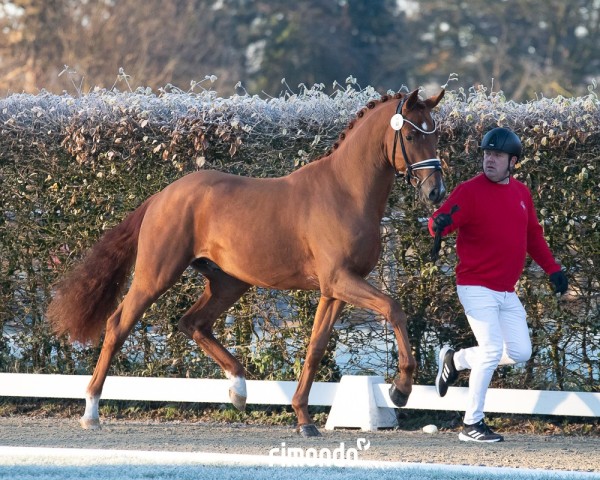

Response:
(425, 89), (445, 109)
(405, 89), (420, 110)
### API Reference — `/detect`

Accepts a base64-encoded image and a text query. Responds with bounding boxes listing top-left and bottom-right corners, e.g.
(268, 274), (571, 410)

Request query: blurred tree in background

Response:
(411, 0), (600, 99)
(0, 0), (598, 100)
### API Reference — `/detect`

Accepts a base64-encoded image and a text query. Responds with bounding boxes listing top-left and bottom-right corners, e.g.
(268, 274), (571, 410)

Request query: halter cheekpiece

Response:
(390, 95), (442, 186)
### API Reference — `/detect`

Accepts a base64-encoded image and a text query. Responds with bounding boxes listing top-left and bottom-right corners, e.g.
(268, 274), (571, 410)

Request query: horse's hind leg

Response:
(81, 245), (192, 429)
(81, 285), (162, 429)
(178, 267), (250, 410)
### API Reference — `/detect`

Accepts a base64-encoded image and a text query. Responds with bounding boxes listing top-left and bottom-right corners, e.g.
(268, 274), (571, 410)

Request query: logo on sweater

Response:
(520, 200), (526, 210)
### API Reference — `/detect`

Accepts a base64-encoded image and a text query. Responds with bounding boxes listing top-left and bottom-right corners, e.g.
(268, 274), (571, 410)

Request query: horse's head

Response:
(387, 89), (446, 205)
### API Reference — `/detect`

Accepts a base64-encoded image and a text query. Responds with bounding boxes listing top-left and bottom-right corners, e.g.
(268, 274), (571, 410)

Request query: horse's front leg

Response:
(386, 306), (415, 408)
(324, 272), (416, 408)
(292, 297), (345, 437)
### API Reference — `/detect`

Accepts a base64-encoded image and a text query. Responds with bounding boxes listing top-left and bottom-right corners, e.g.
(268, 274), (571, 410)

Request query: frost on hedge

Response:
(437, 87), (600, 155)
(0, 84), (383, 170)
(2, 83), (597, 172)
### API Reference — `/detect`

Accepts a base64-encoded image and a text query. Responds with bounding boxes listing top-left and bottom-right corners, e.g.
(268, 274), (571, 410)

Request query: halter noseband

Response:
(390, 96), (442, 187)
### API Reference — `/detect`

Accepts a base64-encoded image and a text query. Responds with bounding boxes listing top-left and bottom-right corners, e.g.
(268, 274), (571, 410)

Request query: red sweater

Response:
(428, 174), (561, 292)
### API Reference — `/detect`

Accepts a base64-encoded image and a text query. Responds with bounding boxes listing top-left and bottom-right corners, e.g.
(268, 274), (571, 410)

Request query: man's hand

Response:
(549, 270), (568, 295)
(430, 206), (459, 262)
(432, 213), (453, 234)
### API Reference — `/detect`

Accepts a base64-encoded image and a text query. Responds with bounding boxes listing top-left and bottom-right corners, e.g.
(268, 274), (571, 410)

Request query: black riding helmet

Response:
(480, 127), (522, 161)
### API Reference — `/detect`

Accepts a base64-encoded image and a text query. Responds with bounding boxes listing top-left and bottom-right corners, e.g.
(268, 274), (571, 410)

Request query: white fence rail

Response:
(1, 373), (599, 431)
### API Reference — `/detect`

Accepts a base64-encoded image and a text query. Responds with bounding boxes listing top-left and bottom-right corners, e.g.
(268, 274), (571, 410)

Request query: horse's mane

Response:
(312, 92), (405, 162)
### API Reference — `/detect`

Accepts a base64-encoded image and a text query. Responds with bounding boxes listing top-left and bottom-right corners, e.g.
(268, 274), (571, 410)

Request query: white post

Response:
(325, 376), (398, 431)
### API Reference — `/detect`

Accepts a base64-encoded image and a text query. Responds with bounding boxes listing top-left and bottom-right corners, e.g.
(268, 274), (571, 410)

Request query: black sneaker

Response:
(435, 345), (458, 397)
(459, 420), (504, 443)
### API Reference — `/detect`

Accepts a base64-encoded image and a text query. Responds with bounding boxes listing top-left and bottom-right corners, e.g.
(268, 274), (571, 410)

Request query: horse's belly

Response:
(215, 257), (319, 291)
(196, 233), (319, 291)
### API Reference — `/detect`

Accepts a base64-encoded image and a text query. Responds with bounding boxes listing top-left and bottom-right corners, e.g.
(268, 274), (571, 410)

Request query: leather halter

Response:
(391, 96), (442, 188)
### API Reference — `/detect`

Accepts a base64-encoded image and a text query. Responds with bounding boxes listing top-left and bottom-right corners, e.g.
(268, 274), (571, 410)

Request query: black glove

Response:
(549, 270), (568, 295)
(430, 206), (459, 262)
(432, 213), (453, 234)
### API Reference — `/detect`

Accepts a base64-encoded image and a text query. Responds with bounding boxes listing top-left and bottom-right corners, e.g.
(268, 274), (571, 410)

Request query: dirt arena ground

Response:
(1, 417), (599, 473)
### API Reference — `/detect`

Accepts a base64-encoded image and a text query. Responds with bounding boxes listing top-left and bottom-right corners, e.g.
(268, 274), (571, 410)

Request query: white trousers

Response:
(454, 285), (532, 425)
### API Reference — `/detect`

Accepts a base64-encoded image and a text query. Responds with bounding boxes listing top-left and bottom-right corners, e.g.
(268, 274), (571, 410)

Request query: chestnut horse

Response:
(47, 89), (445, 437)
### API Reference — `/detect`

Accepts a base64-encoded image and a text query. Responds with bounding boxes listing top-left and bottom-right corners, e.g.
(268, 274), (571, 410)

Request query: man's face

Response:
(483, 150), (515, 183)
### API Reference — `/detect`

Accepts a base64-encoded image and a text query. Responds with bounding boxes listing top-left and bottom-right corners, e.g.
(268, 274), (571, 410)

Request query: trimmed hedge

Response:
(0, 84), (598, 392)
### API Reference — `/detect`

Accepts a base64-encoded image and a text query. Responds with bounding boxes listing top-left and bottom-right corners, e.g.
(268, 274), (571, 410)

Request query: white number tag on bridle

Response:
(390, 114), (404, 131)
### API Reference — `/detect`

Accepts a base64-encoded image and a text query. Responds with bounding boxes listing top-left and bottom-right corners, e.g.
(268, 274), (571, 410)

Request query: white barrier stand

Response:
(325, 375), (397, 431)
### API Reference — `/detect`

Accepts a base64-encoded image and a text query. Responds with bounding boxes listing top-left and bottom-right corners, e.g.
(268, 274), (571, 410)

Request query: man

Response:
(429, 127), (568, 442)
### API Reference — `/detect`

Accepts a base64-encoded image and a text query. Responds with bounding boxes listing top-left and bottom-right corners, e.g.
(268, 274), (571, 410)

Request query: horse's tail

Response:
(47, 195), (155, 344)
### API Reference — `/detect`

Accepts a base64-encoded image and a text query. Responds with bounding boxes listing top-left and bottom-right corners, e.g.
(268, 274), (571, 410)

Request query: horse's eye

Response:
(406, 134), (414, 141)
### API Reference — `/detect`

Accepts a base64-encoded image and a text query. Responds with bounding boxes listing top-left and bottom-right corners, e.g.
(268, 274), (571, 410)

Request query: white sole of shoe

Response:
(435, 345), (452, 397)
(458, 432), (503, 443)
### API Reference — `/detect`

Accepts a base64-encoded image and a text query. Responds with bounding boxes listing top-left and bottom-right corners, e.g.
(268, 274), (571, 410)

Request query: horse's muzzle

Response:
(428, 182), (446, 204)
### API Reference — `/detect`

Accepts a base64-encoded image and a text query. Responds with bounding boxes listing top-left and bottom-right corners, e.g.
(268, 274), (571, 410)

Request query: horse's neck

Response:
(327, 135), (395, 217)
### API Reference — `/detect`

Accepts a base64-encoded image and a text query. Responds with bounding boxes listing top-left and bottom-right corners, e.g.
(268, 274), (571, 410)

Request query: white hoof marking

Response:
(226, 373), (247, 410)
(80, 393), (100, 429)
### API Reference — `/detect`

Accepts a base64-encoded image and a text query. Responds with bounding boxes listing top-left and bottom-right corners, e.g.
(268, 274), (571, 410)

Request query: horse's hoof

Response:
(297, 424), (322, 437)
(229, 389), (247, 411)
(80, 417), (101, 430)
(389, 384), (410, 407)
